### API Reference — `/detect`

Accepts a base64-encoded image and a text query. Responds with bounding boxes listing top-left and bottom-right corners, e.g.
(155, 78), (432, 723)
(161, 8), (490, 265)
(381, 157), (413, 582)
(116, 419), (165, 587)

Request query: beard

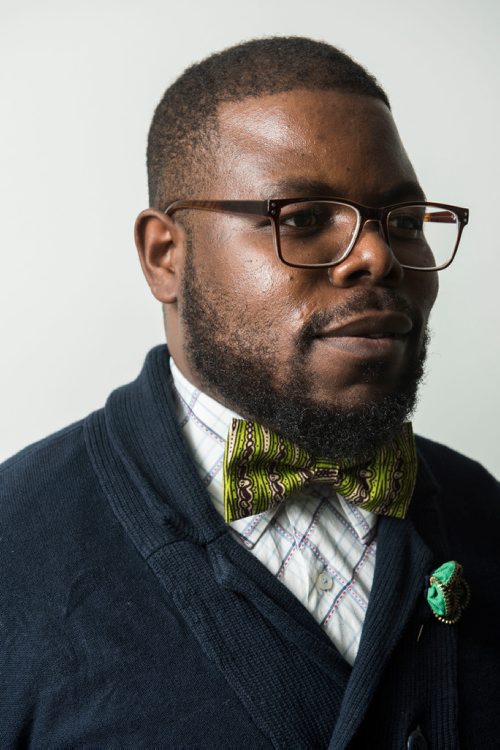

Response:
(179, 244), (428, 462)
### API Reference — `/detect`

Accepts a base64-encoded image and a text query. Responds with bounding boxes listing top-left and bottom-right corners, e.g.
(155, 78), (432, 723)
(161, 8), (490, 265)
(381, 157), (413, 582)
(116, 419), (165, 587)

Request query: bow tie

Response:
(223, 419), (417, 523)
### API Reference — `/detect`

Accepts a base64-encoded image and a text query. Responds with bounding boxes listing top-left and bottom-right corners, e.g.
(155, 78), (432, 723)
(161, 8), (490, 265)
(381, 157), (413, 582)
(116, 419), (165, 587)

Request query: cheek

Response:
(211, 234), (307, 323)
(237, 258), (323, 334)
(235, 255), (278, 297)
(413, 272), (439, 323)
(197, 220), (327, 345)
(235, 262), (305, 347)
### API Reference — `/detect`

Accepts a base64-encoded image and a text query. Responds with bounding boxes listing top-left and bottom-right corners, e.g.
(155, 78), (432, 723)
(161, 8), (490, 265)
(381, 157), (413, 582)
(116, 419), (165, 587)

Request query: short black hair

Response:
(147, 36), (390, 209)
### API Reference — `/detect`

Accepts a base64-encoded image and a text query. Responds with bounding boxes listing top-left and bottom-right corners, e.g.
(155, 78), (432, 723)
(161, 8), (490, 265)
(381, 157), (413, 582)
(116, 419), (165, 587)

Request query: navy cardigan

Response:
(1, 346), (499, 749)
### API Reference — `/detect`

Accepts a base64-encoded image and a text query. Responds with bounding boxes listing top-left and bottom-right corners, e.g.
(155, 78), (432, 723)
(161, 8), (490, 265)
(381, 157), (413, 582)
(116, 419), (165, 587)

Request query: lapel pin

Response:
(427, 560), (470, 624)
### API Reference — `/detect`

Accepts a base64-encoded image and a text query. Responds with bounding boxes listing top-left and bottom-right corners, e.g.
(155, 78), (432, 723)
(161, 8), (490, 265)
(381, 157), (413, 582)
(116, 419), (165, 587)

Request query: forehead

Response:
(213, 89), (419, 203)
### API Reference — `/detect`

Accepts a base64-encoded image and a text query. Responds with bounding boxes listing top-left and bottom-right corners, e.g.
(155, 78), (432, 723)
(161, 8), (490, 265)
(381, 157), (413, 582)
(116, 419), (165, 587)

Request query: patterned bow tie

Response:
(223, 419), (417, 523)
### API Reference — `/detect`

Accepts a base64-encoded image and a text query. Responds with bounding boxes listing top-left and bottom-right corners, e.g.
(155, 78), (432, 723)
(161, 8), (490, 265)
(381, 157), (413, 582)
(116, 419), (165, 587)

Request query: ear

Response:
(134, 209), (187, 304)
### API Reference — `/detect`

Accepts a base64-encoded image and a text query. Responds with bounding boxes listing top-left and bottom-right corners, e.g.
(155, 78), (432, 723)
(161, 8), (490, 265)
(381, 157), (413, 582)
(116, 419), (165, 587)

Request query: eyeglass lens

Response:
(276, 201), (460, 269)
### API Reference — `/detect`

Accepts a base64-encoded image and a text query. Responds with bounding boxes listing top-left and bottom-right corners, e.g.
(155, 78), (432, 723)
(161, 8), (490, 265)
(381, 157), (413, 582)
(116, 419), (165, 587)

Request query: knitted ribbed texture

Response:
(1, 345), (499, 747)
(87, 348), (349, 747)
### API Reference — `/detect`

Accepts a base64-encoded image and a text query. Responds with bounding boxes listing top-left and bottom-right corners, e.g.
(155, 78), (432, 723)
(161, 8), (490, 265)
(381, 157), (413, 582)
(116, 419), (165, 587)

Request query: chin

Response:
(310, 369), (410, 412)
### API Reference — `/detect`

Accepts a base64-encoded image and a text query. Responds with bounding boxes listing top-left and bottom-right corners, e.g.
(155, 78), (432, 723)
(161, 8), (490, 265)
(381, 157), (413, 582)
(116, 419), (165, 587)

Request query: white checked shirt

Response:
(170, 358), (377, 665)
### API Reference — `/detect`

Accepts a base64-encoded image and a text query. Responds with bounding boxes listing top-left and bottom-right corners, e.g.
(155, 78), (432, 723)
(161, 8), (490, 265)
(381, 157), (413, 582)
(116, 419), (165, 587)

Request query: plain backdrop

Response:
(1, 0), (499, 477)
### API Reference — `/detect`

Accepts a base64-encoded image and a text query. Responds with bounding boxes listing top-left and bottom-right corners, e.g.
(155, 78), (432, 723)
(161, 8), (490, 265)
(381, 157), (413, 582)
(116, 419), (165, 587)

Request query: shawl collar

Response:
(84, 345), (457, 749)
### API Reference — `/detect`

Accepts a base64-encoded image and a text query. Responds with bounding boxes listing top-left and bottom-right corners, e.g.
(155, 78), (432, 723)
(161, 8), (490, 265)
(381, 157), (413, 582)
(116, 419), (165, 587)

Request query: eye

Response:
(279, 203), (335, 232)
(388, 209), (424, 238)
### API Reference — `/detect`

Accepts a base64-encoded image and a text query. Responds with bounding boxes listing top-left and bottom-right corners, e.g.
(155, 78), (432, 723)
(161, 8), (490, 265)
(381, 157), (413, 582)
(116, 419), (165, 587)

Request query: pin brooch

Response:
(426, 561), (470, 624)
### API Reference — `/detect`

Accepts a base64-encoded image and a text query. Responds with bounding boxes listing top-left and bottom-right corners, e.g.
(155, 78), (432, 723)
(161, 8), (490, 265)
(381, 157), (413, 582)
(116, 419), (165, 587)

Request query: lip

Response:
(315, 312), (413, 340)
(313, 312), (413, 359)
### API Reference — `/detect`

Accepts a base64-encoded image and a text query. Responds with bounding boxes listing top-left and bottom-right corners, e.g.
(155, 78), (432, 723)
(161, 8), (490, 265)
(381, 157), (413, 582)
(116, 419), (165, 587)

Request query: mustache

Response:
(298, 289), (417, 349)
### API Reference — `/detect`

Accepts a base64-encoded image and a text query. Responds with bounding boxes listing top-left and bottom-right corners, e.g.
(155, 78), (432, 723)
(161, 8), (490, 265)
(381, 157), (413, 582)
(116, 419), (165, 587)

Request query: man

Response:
(1, 36), (499, 749)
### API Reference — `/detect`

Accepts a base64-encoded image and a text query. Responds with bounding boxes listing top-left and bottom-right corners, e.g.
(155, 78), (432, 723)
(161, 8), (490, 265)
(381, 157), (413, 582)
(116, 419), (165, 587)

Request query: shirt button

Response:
(317, 571), (333, 591)
(407, 726), (428, 749)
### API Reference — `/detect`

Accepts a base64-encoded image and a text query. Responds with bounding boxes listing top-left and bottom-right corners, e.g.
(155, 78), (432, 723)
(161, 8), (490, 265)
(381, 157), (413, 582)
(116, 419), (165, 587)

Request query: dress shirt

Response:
(170, 358), (377, 665)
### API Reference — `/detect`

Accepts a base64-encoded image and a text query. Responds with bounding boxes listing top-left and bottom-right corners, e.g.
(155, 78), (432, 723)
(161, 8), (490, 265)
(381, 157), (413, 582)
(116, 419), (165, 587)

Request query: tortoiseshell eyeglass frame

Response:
(164, 198), (469, 271)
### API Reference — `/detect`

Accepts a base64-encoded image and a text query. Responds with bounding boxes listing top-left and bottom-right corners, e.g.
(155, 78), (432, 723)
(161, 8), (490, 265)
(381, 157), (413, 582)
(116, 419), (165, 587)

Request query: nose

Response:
(328, 218), (404, 288)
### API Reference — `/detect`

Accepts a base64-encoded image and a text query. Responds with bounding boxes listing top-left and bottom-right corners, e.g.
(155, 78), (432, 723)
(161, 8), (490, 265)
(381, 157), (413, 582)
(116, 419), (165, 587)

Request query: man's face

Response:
(176, 89), (438, 459)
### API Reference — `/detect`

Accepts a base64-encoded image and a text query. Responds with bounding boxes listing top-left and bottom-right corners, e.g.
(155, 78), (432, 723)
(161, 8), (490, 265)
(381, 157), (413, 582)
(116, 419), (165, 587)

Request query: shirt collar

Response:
(169, 358), (279, 544)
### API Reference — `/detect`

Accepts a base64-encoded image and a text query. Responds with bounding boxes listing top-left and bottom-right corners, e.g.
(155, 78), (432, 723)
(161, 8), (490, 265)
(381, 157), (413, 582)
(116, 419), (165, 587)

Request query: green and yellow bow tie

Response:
(223, 419), (417, 523)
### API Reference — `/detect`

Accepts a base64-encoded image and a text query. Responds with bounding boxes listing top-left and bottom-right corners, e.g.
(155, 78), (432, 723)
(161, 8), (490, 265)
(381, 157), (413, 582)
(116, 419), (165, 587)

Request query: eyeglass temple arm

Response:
(164, 199), (270, 217)
(424, 210), (463, 225)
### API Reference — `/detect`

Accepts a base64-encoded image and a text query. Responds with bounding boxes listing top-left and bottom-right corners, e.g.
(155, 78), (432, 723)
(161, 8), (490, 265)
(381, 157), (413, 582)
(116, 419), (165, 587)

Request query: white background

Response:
(1, 0), (499, 476)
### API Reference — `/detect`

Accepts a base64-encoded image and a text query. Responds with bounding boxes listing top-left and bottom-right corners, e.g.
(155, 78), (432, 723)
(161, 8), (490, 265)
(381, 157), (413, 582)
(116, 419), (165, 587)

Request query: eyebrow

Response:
(260, 178), (426, 204)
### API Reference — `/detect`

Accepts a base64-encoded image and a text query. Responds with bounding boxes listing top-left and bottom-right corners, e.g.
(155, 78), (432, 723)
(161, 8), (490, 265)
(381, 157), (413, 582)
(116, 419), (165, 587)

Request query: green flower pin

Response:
(427, 561), (470, 624)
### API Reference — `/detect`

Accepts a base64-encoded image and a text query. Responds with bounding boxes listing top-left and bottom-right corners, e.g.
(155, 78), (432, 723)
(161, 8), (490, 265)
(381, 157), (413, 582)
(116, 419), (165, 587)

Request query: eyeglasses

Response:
(165, 198), (469, 271)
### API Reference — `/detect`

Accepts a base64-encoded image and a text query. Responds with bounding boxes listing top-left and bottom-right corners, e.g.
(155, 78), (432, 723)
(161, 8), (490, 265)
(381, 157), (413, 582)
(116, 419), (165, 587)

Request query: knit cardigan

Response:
(1, 345), (499, 749)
